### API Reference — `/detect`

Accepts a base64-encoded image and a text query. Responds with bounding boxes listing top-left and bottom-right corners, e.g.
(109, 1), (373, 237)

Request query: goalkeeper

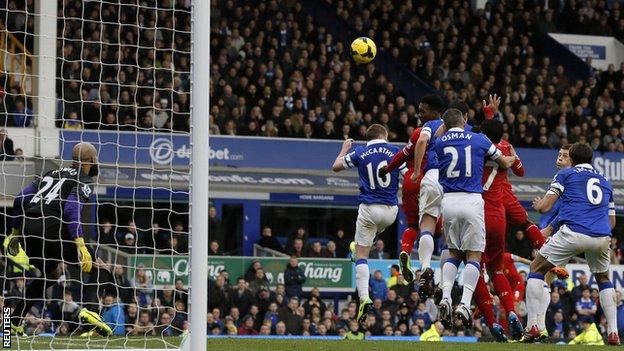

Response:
(4, 142), (112, 336)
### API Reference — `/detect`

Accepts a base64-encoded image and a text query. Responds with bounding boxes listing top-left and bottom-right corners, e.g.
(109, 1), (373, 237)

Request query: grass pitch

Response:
(9, 337), (597, 350)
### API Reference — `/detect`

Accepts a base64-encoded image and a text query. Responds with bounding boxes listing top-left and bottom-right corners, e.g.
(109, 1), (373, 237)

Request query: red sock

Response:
(525, 223), (545, 249)
(401, 227), (418, 253)
(492, 272), (516, 314)
(474, 276), (496, 328)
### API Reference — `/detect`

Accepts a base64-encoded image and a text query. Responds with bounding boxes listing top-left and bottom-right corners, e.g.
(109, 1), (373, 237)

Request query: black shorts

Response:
(21, 216), (79, 274)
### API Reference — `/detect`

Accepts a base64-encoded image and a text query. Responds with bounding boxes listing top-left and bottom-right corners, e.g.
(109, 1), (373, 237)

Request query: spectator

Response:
(13, 148), (23, 161)
(323, 241), (338, 258)
(285, 227), (308, 253)
(0, 128), (15, 161)
(507, 230), (533, 259)
(289, 238), (305, 258)
(238, 315), (258, 335)
(112, 265), (133, 305)
(568, 321), (604, 345)
(231, 278), (254, 317)
(209, 240), (223, 256)
(101, 293), (126, 336)
(174, 278), (188, 307)
(284, 257), (306, 298)
(547, 310), (569, 337)
(370, 270), (388, 301)
(98, 220), (117, 245)
(131, 311), (155, 336)
(412, 302), (432, 329)
(420, 321), (444, 341)
(275, 321), (287, 336)
(257, 226), (284, 253)
(124, 303), (138, 334)
(130, 265), (154, 307)
(244, 261), (262, 282)
(333, 230), (348, 258)
(248, 269), (270, 295)
(155, 312), (175, 336)
(209, 206), (224, 247)
(63, 111), (83, 130)
(120, 232), (137, 254)
(307, 241), (324, 258)
(344, 320), (364, 340)
(369, 239), (389, 259)
(279, 297), (303, 335)
(10, 99), (33, 127)
(572, 274), (591, 302)
(576, 288), (597, 323)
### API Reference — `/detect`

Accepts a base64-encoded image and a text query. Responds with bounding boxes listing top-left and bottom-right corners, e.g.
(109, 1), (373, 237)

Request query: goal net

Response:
(0, 0), (203, 350)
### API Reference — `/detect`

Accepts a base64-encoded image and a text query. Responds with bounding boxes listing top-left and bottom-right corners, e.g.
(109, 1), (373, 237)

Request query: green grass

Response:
(8, 337), (595, 351)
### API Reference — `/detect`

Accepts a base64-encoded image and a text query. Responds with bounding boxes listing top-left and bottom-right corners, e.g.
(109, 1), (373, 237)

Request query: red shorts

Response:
(402, 170), (421, 226)
(502, 188), (528, 226)
(483, 195), (506, 269)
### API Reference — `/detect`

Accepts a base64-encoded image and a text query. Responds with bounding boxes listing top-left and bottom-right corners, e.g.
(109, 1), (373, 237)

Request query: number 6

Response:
(586, 178), (603, 205)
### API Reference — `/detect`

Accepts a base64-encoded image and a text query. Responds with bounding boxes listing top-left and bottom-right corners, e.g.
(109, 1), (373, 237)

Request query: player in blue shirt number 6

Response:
(434, 109), (515, 327)
(332, 124), (405, 327)
(530, 143), (620, 346)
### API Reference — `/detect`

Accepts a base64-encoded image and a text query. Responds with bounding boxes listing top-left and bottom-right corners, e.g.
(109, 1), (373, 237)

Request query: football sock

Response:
(400, 227), (418, 254)
(474, 275), (496, 328)
(355, 259), (370, 302)
(418, 231), (434, 269)
(492, 271), (516, 313)
(461, 261), (480, 306)
(525, 223), (545, 249)
(599, 282), (618, 334)
(538, 284), (550, 331)
(526, 273), (545, 328)
(442, 258), (460, 301)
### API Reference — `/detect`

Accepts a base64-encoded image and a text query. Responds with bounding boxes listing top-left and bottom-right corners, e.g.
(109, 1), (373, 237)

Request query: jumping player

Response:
(474, 118), (524, 340)
(528, 143), (619, 346)
(380, 94), (445, 283)
(433, 109), (515, 326)
(332, 124), (405, 325)
(6, 142), (112, 336)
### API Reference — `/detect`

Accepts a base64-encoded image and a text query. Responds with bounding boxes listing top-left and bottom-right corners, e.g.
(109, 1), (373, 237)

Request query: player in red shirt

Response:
(381, 95), (444, 284)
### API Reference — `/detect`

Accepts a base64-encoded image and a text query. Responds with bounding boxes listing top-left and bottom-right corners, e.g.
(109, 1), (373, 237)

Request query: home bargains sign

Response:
(132, 255), (353, 291)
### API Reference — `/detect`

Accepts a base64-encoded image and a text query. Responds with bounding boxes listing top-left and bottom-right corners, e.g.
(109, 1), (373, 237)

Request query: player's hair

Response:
(442, 108), (464, 129)
(569, 143), (593, 165)
(480, 119), (503, 143)
(365, 124), (388, 140)
(448, 100), (469, 115)
(560, 143), (572, 151)
(420, 94), (444, 112)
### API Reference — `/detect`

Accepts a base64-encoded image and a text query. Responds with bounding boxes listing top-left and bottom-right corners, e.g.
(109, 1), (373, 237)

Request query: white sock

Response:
(460, 261), (480, 306)
(355, 259), (370, 302)
(526, 275), (545, 328)
(440, 249), (450, 268)
(441, 259), (459, 301)
(418, 231), (434, 269)
(537, 284), (550, 330)
(599, 285), (618, 334)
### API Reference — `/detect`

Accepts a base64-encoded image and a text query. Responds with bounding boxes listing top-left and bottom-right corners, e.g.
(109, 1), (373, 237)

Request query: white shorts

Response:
(540, 225), (611, 273)
(441, 192), (485, 252)
(355, 203), (398, 247)
(419, 169), (443, 221)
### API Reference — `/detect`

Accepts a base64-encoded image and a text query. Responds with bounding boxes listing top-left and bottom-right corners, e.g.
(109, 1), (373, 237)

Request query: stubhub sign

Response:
(60, 132), (624, 181)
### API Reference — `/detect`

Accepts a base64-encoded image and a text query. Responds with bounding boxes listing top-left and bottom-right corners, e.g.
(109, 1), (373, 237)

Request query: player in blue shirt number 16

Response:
(529, 143), (620, 346)
(332, 124), (405, 327)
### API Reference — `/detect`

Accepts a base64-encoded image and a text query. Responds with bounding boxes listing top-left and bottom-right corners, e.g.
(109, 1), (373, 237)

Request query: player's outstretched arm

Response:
(411, 134), (429, 181)
(64, 192), (92, 272)
(532, 194), (558, 213)
(383, 148), (408, 175)
(332, 138), (354, 172)
(508, 144), (525, 176)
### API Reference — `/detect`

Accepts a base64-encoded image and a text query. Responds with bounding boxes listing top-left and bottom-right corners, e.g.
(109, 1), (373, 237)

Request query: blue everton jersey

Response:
(434, 128), (501, 193)
(421, 119), (444, 171)
(549, 164), (614, 236)
(343, 140), (404, 205)
(422, 119), (472, 172)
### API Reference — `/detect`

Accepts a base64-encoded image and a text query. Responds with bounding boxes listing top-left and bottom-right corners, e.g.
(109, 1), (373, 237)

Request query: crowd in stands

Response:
(1, 0), (191, 131)
(3, 264), (189, 337)
(206, 0), (624, 153)
(96, 218), (189, 255)
(207, 258), (624, 341)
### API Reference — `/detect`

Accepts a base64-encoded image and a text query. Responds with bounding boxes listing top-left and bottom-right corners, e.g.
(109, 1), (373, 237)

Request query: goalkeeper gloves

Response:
(75, 237), (92, 272)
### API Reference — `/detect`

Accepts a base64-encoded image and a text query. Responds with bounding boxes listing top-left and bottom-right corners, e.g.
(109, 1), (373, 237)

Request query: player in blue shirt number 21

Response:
(529, 143), (620, 346)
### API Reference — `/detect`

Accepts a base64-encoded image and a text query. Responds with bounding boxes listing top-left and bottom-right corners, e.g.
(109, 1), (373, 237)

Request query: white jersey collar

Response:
(448, 127), (464, 132)
(367, 139), (387, 146)
(575, 163), (593, 169)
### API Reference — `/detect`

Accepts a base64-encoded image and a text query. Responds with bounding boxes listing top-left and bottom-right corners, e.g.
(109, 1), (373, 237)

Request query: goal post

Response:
(1, 0), (206, 349)
(188, 0), (209, 350)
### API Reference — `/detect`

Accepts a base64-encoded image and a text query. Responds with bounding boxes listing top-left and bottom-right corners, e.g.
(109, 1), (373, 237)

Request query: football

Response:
(351, 36), (377, 64)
